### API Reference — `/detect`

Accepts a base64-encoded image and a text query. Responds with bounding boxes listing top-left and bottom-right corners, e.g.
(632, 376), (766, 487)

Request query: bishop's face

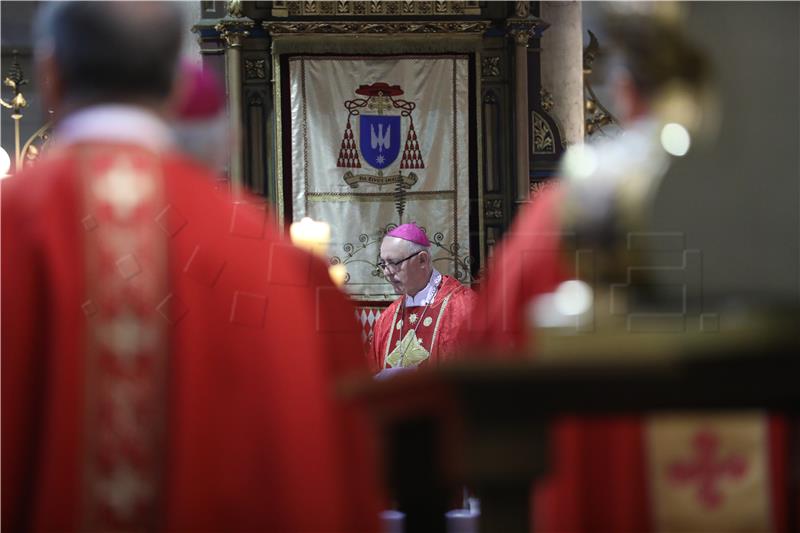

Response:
(379, 237), (430, 297)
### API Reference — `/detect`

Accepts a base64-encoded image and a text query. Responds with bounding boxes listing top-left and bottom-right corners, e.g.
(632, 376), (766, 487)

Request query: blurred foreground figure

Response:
(1, 3), (379, 532)
(469, 9), (789, 533)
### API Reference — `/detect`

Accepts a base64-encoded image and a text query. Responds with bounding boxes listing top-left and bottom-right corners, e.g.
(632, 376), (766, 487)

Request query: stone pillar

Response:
(507, 2), (549, 202)
(539, 1), (584, 145)
(512, 30), (531, 203)
(216, 19), (253, 192)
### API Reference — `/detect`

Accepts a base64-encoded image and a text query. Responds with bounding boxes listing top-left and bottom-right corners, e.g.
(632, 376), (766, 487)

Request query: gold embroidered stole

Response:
(383, 288), (454, 369)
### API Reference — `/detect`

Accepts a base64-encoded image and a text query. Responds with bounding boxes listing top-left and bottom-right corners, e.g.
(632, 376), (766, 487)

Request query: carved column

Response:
(511, 28), (531, 203)
(216, 19), (253, 192)
(539, 1), (584, 144)
(507, 2), (548, 202)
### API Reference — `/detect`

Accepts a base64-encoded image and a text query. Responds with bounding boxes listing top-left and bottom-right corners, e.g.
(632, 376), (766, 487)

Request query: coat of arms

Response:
(337, 82), (424, 219)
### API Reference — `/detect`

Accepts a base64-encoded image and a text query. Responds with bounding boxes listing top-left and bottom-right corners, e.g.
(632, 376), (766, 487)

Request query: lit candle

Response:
(0, 146), (11, 179)
(328, 263), (348, 287)
(289, 217), (331, 257)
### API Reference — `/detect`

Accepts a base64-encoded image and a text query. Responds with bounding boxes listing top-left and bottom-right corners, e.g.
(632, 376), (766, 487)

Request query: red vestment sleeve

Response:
(367, 299), (401, 374)
(433, 281), (478, 364)
(2, 177), (45, 532)
(467, 185), (568, 351)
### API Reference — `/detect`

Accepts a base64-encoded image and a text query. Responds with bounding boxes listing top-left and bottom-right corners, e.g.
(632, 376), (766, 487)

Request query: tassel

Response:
(337, 117), (360, 168)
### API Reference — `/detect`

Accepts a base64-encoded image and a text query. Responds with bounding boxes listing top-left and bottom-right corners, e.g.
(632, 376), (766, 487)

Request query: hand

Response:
(374, 366), (417, 381)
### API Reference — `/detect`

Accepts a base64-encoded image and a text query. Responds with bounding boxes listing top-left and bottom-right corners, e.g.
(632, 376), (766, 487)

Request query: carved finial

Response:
(1, 51), (29, 116)
(583, 30), (600, 74)
(540, 87), (554, 113)
(227, 0), (244, 18)
(582, 30), (618, 136)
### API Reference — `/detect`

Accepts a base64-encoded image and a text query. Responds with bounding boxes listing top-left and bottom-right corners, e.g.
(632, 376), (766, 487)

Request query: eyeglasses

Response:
(377, 250), (424, 271)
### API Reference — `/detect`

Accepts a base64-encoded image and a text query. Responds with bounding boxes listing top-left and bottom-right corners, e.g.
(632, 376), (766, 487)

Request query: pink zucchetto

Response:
(172, 61), (228, 172)
(175, 62), (225, 120)
(386, 222), (431, 247)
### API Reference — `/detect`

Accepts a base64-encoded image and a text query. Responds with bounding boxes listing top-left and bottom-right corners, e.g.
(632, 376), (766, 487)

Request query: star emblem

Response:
(92, 156), (154, 219)
(99, 312), (156, 363)
(376, 154), (385, 164)
(95, 462), (152, 520)
(108, 382), (146, 442)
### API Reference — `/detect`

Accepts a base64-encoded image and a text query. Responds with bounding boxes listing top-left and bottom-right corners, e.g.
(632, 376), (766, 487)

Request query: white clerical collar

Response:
(54, 104), (175, 153)
(405, 269), (442, 308)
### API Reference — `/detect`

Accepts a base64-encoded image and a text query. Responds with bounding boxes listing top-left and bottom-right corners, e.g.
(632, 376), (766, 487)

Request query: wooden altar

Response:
(343, 326), (800, 532)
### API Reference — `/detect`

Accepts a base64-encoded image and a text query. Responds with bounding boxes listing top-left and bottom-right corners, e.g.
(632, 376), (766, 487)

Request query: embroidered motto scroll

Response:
(289, 55), (471, 300)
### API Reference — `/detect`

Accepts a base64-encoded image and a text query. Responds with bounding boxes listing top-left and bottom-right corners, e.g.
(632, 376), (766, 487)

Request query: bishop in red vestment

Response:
(2, 3), (380, 532)
(368, 223), (476, 375)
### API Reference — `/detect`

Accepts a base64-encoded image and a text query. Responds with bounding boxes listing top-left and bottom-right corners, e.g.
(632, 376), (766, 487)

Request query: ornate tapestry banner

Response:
(289, 55), (472, 300)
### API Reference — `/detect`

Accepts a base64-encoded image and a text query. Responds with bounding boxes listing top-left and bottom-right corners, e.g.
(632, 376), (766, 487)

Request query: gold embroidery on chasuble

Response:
(382, 290), (455, 369)
(386, 329), (431, 368)
(81, 148), (169, 533)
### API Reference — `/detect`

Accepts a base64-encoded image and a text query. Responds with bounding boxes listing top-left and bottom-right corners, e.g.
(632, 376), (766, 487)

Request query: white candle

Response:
(290, 217), (331, 257)
(0, 146), (11, 179)
(328, 263), (348, 287)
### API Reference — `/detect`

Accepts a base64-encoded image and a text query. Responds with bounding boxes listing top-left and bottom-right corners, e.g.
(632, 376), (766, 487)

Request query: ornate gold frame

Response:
(271, 1), (481, 18)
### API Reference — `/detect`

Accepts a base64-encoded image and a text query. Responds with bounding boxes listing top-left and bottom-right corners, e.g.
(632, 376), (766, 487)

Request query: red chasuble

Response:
(468, 184), (789, 533)
(368, 275), (476, 373)
(2, 143), (381, 533)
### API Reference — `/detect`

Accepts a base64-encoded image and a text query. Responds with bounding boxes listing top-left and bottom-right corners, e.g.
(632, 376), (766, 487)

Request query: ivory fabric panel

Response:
(288, 55), (471, 300)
